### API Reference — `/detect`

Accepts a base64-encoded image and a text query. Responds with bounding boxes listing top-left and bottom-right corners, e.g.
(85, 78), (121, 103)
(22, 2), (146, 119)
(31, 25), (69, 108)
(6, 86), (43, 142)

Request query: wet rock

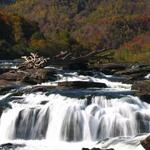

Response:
(0, 68), (57, 85)
(86, 95), (93, 106)
(0, 68), (11, 75)
(28, 85), (57, 94)
(23, 68), (57, 84)
(0, 79), (21, 94)
(141, 135), (150, 150)
(66, 62), (88, 70)
(140, 95), (150, 103)
(82, 148), (89, 150)
(115, 64), (150, 82)
(0, 70), (20, 81)
(0, 143), (25, 149)
(58, 81), (107, 88)
(30, 86), (49, 93)
(78, 71), (95, 76)
(40, 101), (49, 105)
(91, 148), (102, 150)
(0, 108), (3, 118)
(0, 95), (12, 110)
(99, 63), (128, 74)
(82, 148), (114, 150)
(132, 80), (150, 103)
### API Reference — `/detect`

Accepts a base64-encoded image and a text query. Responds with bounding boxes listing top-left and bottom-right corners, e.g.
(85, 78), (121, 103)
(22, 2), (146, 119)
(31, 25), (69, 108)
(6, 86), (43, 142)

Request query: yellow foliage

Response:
(30, 39), (47, 49)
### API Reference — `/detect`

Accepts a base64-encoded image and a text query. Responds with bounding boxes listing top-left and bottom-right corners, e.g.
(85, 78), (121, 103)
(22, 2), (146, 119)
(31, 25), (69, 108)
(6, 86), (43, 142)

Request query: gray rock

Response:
(58, 81), (107, 88)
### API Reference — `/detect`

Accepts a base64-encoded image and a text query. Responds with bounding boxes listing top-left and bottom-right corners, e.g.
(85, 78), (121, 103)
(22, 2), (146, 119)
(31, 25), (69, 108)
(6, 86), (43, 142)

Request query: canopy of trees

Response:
(0, 0), (149, 63)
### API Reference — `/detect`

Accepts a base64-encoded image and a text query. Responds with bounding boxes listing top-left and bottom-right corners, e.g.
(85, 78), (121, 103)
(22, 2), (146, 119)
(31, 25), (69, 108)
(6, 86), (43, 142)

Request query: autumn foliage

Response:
(0, 0), (149, 63)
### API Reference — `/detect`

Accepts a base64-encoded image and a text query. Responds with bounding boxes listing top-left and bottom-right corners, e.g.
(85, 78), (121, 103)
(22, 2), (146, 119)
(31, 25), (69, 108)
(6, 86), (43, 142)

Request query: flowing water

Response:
(0, 67), (149, 150)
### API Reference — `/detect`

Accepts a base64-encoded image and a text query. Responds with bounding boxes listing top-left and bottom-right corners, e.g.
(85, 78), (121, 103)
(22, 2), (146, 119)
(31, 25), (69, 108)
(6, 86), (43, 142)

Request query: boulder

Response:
(141, 135), (150, 150)
(0, 68), (11, 75)
(22, 68), (57, 84)
(132, 80), (150, 103)
(0, 79), (21, 94)
(0, 68), (57, 85)
(58, 81), (107, 88)
(0, 143), (25, 149)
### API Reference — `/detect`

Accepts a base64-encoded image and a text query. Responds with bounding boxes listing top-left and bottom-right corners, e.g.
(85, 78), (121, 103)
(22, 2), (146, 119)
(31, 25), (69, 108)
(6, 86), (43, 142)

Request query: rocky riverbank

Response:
(0, 62), (150, 100)
(96, 63), (150, 102)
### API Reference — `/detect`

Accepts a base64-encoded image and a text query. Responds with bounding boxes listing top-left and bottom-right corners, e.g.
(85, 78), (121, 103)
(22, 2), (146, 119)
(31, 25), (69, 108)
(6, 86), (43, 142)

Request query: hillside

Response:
(0, 9), (47, 59)
(1, 0), (150, 63)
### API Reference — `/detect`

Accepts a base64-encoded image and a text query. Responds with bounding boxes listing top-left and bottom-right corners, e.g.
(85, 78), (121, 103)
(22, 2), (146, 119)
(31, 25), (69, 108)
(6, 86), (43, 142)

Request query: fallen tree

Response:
(50, 48), (113, 68)
(19, 53), (47, 70)
(17, 48), (113, 70)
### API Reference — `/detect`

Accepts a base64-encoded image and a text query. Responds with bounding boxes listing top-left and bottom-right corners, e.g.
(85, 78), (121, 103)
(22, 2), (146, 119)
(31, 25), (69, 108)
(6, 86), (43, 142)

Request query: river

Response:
(0, 61), (149, 150)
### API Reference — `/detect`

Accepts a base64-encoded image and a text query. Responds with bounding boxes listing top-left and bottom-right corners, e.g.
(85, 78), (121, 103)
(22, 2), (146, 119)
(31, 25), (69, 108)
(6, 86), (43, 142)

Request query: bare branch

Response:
(20, 53), (47, 69)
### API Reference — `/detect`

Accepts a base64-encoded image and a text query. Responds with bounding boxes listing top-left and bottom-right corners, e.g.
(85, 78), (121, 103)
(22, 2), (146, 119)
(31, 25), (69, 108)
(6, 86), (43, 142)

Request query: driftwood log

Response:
(19, 53), (47, 70)
(50, 48), (113, 67)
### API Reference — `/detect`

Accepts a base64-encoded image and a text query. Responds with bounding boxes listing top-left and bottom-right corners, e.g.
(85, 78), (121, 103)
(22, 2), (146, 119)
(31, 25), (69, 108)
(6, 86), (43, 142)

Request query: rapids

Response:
(0, 68), (149, 150)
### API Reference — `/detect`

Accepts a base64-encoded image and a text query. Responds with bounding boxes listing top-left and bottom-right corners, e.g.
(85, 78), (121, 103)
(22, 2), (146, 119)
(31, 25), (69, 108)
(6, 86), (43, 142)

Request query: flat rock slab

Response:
(0, 68), (57, 84)
(58, 81), (107, 88)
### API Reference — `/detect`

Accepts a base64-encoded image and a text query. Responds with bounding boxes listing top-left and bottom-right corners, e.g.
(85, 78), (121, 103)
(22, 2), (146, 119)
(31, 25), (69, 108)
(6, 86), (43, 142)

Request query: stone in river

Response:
(132, 80), (150, 103)
(141, 135), (150, 150)
(58, 81), (107, 88)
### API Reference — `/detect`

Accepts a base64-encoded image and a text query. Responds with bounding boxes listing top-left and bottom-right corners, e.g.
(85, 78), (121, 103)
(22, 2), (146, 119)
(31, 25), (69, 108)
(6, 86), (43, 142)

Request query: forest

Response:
(0, 0), (150, 64)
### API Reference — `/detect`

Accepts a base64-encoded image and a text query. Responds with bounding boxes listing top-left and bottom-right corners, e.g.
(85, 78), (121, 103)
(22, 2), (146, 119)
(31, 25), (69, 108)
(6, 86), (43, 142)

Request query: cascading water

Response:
(0, 71), (149, 150)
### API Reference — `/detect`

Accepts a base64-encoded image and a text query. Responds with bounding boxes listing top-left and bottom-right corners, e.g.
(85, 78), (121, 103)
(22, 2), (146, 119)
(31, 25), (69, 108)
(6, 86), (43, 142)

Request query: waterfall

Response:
(0, 93), (150, 142)
(0, 71), (149, 150)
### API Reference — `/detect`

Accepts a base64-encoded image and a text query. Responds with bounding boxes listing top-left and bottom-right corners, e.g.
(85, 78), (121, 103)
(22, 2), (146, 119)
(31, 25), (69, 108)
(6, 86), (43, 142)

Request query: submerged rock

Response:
(58, 81), (107, 88)
(141, 135), (150, 150)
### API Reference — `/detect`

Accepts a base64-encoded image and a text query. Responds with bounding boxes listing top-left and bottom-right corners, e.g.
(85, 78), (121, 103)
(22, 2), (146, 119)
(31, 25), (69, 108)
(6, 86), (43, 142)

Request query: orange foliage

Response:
(122, 32), (150, 50)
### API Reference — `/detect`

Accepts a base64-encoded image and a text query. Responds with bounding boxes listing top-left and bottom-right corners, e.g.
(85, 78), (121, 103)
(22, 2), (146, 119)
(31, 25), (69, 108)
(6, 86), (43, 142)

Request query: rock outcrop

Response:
(0, 68), (57, 85)
(58, 81), (107, 88)
(0, 79), (21, 94)
(99, 63), (128, 74)
(0, 54), (58, 85)
(114, 64), (150, 83)
(141, 135), (150, 150)
(132, 80), (150, 103)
